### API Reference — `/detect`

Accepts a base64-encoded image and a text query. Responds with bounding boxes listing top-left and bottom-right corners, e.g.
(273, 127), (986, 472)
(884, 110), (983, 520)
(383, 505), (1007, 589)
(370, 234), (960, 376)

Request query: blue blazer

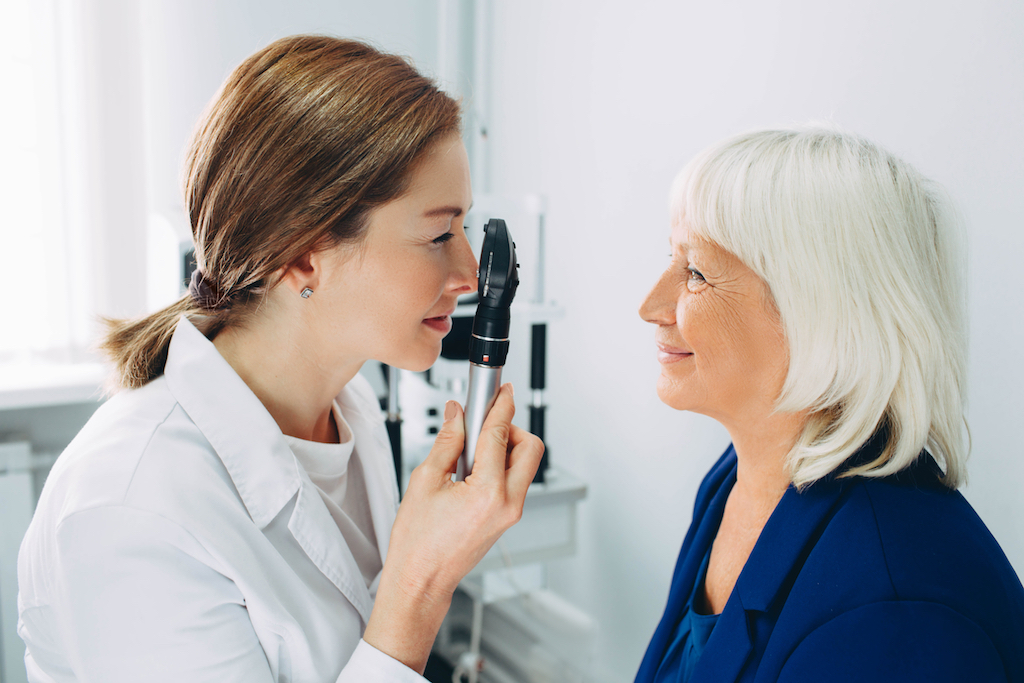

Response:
(636, 436), (1024, 683)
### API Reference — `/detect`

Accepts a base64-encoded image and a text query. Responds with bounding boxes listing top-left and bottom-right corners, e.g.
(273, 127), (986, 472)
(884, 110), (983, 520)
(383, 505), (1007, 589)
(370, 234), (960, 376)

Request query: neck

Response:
(212, 309), (361, 444)
(723, 407), (807, 510)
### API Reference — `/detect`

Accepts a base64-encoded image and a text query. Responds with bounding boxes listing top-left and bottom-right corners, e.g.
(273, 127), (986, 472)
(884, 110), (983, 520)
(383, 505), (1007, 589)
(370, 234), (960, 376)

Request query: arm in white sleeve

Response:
(48, 506), (428, 683)
(51, 506), (275, 682)
(336, 640), (429, 683)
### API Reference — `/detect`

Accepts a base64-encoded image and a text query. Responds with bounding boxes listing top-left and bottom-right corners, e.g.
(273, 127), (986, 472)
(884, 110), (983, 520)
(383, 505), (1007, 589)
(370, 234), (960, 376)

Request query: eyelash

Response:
(667, 253), (707, 286)
(432, 232), (455, 245)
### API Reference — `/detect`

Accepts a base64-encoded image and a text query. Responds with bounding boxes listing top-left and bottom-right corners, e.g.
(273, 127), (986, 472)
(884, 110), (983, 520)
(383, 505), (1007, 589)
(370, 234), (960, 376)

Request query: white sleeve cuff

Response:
(336, 639), (429, 683)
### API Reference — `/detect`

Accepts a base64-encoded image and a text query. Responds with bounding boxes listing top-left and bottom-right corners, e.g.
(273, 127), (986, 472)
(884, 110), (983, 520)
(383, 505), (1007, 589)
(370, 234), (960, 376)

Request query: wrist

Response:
(363, 569), (455, 673)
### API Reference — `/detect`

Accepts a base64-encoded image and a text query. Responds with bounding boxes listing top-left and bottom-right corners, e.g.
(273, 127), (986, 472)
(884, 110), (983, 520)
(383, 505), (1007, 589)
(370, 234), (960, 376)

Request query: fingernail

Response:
(508, 383), (514, 398)
(444, 400), (456, 422)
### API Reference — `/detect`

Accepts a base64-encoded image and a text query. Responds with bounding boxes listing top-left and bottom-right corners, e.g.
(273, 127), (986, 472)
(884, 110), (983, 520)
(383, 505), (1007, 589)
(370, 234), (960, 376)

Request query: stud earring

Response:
(300, 288), (313, 299)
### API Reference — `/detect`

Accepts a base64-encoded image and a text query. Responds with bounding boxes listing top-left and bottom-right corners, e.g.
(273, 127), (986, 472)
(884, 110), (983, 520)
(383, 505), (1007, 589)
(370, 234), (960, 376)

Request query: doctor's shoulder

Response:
(27, 375), (248, 542)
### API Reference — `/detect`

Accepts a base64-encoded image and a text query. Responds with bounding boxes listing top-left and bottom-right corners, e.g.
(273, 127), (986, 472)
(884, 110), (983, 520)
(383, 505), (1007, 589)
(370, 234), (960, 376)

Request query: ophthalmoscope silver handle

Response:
(456, 364), (503, 481)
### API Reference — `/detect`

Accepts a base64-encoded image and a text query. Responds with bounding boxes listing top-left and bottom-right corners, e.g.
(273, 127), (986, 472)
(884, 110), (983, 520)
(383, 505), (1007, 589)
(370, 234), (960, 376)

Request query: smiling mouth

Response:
(657, 343), (693, 363)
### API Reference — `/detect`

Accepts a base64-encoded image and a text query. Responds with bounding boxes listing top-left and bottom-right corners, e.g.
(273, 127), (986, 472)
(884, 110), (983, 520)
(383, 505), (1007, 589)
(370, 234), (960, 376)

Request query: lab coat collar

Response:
(163, 317), (396, 625)
(164, 316), (300, 530)
(284, 371), (398, 623)
(335, 378), (399, 571)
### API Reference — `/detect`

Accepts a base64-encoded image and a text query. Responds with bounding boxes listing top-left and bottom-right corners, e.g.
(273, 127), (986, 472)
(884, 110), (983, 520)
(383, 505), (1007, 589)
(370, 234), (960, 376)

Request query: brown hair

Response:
(102, 35), (461, 389)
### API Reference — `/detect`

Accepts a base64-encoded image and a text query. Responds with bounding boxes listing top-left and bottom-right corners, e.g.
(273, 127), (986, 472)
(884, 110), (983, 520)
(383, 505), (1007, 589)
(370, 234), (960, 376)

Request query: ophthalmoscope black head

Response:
(456, 219), (519, 481)
(469, 218), (519, 368)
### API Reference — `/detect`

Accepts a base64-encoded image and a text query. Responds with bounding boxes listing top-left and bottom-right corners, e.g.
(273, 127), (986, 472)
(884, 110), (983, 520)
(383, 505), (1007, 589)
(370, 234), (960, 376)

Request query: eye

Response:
(686, 267), (707, 291)
(432, 232), (455, 245)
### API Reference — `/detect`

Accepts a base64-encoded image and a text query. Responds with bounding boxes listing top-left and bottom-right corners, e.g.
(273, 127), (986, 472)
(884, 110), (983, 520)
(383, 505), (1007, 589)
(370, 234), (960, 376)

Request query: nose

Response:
(639, 268), (677, 326)
(449, 228), (478, 293)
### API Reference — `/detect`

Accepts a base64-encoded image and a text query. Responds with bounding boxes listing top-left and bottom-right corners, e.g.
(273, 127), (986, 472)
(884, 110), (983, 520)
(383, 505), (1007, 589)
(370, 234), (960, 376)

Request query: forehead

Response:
(670, 222), (725, 258)
(403, 135), (472, 206)
(669, 221), (763, 283)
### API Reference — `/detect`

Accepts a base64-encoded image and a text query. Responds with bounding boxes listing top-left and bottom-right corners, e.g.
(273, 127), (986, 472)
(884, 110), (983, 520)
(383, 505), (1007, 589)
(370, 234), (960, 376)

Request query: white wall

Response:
(485, 1), (1024, 680)
(138, 0), (445, 233)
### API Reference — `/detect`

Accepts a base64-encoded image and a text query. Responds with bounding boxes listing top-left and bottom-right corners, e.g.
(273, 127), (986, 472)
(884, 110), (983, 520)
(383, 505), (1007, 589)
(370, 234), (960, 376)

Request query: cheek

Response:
(371, 255), (444, 317)
(680, 294), (764, 377)
(675, 294), (726, 350)
(699, 295), (790, 399)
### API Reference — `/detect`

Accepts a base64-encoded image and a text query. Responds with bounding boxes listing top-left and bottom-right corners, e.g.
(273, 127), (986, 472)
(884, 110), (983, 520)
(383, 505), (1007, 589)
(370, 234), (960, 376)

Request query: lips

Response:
(424, 307), (456, 322)
(656, 342), (693, 364)
(422, 308), (456, 334)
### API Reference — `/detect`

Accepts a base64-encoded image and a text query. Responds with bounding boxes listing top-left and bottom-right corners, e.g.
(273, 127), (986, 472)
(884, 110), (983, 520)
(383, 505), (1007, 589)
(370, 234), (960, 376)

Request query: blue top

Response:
(635, 432), (1024, 683)
(653, 548), (720, 683)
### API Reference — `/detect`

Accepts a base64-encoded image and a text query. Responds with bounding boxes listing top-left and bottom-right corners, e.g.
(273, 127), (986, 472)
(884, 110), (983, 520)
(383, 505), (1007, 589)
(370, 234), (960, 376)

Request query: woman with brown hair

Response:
(17, 36), (542, 682)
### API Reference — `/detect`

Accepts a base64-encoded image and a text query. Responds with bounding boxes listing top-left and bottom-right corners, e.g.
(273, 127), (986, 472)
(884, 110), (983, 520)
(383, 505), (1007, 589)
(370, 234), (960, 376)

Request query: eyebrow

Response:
(423, 202), (473, 218)
(668, 239), (701, 253)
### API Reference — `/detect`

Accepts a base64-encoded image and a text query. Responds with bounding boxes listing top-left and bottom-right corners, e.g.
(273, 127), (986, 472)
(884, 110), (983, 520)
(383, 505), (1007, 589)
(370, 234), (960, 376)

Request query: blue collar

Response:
(637, 433), (940, 683)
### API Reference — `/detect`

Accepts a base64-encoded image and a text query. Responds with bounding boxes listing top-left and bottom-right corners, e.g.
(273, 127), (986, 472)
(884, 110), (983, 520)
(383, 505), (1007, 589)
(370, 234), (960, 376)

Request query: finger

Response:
(470, 384), (516, 481)
(503, 424), (544, 505)
(420, 400), (465, 477)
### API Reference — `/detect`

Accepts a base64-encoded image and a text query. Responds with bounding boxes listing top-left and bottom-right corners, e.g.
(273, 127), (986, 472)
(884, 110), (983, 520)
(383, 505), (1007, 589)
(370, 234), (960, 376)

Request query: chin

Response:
(404, 356), (438, 373)
(386, 342), (442, 373)
(656, 390), (687, 412)
(656, 375), (696, 412)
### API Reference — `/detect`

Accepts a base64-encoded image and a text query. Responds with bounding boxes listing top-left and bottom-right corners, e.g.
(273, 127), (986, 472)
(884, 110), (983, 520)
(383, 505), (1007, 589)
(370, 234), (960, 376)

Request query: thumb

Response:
(422, 400), (465, 474)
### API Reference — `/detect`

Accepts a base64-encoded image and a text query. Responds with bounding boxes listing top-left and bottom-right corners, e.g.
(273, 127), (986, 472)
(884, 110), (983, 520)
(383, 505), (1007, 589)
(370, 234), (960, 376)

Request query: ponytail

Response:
(100, 297), (230, 390)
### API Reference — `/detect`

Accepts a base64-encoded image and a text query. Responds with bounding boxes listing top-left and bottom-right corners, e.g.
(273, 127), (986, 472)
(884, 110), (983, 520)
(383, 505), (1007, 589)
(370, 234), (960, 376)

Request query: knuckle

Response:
(409, 462), (435, 487)
(407, 466), (425, 488)
(430, 434), (461, 456)
(434, 427), (458, 446)
(488, 423), (511, 447)
(506, 505), (523, 527)
(478, 489), (506, 519)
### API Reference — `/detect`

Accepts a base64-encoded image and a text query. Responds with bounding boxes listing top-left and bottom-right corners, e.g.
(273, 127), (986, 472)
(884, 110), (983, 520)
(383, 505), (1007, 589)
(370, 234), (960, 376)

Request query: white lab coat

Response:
(17, 317), (427, 682)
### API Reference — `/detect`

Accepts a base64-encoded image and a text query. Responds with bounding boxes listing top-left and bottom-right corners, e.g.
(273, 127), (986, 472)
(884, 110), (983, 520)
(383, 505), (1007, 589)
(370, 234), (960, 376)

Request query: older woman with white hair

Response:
(635, 129), (1024, 683)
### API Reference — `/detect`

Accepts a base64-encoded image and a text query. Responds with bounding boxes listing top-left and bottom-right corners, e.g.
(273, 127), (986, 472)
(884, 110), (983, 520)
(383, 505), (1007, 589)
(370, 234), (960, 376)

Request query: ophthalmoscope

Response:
(455, 218), (519, 481)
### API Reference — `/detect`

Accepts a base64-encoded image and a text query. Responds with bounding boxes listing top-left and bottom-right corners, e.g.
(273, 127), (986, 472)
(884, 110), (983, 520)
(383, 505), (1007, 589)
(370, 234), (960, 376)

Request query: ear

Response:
(277, 250), (321, 297)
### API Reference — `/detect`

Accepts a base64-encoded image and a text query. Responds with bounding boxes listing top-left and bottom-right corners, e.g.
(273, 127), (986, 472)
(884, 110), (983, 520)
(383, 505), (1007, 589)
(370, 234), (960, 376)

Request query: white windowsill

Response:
(0, 355), (109, 411)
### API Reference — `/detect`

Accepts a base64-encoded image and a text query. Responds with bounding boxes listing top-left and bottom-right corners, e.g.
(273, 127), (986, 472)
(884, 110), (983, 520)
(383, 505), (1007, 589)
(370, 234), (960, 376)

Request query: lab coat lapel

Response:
(164, 317), (376, 623)
(287, 476), (375, 624)
(283, 374), (399, 625)
(164, 317), (300, 528)
(336, 377), (400, 571)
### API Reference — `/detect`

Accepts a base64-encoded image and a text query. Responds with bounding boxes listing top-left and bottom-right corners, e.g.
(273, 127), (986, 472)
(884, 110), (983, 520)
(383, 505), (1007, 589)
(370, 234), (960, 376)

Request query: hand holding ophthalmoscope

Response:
(368, 363), (542, 672)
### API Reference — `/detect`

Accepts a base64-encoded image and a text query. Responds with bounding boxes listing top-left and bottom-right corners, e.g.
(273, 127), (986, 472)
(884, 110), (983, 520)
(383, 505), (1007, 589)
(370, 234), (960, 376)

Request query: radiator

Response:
(0, 439), (35, 683)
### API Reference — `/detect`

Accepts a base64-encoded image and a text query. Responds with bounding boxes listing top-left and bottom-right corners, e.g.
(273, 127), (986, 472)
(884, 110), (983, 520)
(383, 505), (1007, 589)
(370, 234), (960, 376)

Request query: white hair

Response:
(671, 128), (969, 489)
